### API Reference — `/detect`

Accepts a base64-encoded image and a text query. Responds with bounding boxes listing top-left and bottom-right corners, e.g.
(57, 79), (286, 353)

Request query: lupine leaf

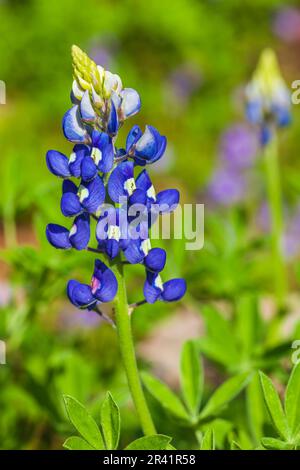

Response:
(125, 435), (171, 450)
(246, 372), (265, 443)
(199, 306), (239, 365)
(63, 395), (105, 449)
(200, 428), (215, 450)
(261, 437), (294, 450)
(235, 295), (259, 359)
(141, 372), (189, 420)
(259, 372), (290, 440)
(199, 373), (249, 420)
(100, 392), (120, 450)
(284, 363), (300, 436)
(63, 436), (95, 450)
(180, 340), (203, 416)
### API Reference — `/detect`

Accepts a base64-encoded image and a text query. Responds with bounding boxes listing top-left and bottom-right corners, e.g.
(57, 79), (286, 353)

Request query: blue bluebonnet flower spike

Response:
(45, 45), (186, 323)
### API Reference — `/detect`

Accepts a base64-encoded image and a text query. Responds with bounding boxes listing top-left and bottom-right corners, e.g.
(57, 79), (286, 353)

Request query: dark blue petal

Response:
(107, 100), (119, 136)
(46, 150), (71, 178)
(108, 161), (135, 202)
(273, 105), (291, 127)
(161, 278), (187, 302)
(126, 125), (142, 153)
(156, 189), (179, 213)
(61, 192), (82, 217)
(46, 224), (71, 249)
(62, 106), (89, 143)
(62, 179), (78, 194)
(69, 213), (90, 250)
(80, 176), (105, 213)
(144, 248), (166, 273)
(120, 88), (141, 118)
(91, 260), (118, 302)
(69, 144), (89, 177)
(152, 135), (167, 163)
(67, 280), (96, 308)
(261, 126), (272, 146)
(128, 188), (147, 206)
(91, 132), (114, 174)
(80, 90), (96, 122)
(81, 156), (98, 181)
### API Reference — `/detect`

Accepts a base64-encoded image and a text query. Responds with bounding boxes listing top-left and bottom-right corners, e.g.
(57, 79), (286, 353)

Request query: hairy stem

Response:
(264, 131), (287, 309)
(111, 261), (156, 435)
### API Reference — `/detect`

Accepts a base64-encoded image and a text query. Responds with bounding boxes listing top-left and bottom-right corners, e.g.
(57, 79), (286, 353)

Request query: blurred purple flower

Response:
(207, 167), (247, 206)
(164, 62), (202, 109)
(58, 305), (102, 330)
(272, 7), (300, 43)
(0, 281), (12, 307)
(219, 124), (259, 170)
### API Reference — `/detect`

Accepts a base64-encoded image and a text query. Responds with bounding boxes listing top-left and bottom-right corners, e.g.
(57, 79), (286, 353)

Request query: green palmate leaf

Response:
(200, 306), (239, 364)
(285, 363), (300, 437)
(261, 437), (294, 450)
(63, 436), (96, 451)
(180, 341), (203, 416)
(259, 372), (290, 440)
(200, 428), (215, 450)
(235, 295), (259, 359)
(246, 372), (265, 443)
(125, 435), (171, 450)
(100, 392), (120, 450)
(63, 395), (105, 450)
(141, 372), (189, 421)
(199, 373), (249, 420)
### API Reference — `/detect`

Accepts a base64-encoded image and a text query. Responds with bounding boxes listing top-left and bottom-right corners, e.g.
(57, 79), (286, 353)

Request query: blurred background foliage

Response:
(1, 0), (300, 449)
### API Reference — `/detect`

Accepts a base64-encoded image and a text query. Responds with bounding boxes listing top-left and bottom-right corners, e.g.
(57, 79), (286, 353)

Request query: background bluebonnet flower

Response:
(272, 7), (300, 43)
(46, 45), (186, 320)
(219, 124), (259, 170)
(207, 166), (247, 207)
(245, 49), (291, 145)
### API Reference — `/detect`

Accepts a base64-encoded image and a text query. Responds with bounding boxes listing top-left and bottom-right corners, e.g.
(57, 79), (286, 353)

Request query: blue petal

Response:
(108, 161), (135, 202)
(69, 145), (89, 177)
(61, 192), (82, 217)
(156, 189), (179, 213)
(143, 272), (162, 304)
(46, 224), (71, 249)
(273, 105), (291, 127)
(67, 280), (96, 308)
(92, 260), (118, 302)
(144, 248), (166, 273)
(261, 126), (272, 146)
(123, 239), (144, 264)
(161, 278), (186, 302)
(81, 156), (98, 181)
(120, 88), (141, 118)
(69, 213), (90, 250)
(135, 169), (152, 192)
(80, 90), (96, 122)
(46, 150), (71, 178)
(107, 100), (119, 136)
(126, 125), (142, 153)
(92, 131), (114, 174)
(62, 106), (89, 143)
(105, 239), (120, 259)
(135, 125), (157, 159)
(80, 176), (106, 213)
(246, 101), (262, 124)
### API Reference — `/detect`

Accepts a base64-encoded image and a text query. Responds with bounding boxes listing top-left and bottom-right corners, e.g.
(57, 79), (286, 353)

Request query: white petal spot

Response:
(154, 275), (163, 291)
(69, 224), (77, 237)
(69, 152), (76, 163)
(78, 185), (89, 203)
(108, 224), (121, 241)
(147, 185), (156, 201)
(91, 147), (102, 165)
(141, 238), (151, 256)
(124, 178), (136, 196)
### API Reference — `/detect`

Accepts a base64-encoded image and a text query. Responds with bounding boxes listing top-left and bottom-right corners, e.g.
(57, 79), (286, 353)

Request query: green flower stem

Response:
(111, 260), (156, 436)
(263, 131), (287, 309)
